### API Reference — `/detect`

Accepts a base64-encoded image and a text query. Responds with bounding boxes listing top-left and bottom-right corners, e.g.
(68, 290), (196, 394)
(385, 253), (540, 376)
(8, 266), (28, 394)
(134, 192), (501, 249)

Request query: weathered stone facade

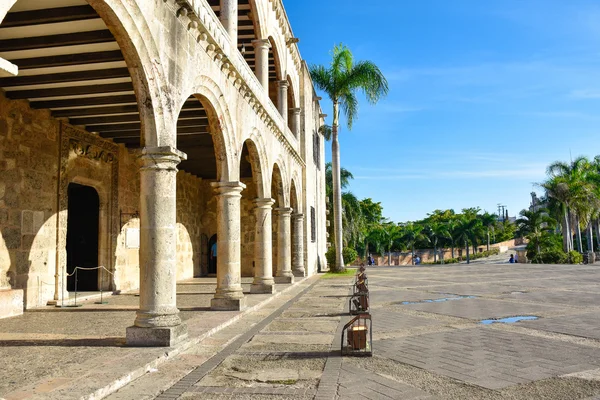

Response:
(0, 0), (327, 345)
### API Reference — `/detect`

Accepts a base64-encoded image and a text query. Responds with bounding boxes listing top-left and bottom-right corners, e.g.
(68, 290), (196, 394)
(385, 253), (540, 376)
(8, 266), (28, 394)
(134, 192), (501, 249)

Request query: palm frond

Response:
(345, 60), (389, 104)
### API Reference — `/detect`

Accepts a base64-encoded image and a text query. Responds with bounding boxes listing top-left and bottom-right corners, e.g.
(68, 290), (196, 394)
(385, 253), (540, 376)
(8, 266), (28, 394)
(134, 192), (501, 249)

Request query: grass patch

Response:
(322, 268), (357, 278)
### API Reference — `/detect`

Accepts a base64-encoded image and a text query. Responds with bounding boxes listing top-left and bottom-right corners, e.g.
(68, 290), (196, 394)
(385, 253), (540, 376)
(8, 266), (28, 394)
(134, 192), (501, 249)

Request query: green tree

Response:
(544, 156), (592, 252)
(401, 222), (425, 265)
(454, 217), (482, 264)
(478, 212), (497, 252)
(516, 208), (556, 258)
(311, 44), (388, 271)
(424, 222), (450, 263)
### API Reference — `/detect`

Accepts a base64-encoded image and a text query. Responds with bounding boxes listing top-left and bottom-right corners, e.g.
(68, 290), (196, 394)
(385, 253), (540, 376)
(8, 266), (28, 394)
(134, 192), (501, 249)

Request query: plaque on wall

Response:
(126, 228), (140, 249)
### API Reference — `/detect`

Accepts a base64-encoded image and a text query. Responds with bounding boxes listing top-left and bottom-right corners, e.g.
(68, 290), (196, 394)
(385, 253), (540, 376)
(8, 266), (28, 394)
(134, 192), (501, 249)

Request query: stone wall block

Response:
(2, 227), (20, 249)
(21, 210), (33, 235)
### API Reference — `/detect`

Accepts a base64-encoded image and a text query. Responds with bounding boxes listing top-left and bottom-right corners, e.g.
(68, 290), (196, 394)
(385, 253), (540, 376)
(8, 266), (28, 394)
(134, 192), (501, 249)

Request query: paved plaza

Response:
(4, 263), (600, 399)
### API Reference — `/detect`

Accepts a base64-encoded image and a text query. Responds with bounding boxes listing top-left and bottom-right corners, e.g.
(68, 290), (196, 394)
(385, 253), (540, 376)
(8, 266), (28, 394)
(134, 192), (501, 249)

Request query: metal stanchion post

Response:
(95, 267), (108, 304)
(65, 267), (82, 308)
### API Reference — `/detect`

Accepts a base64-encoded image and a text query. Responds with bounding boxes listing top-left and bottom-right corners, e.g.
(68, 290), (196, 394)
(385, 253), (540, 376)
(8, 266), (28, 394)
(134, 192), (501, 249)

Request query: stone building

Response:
(0, 0), (327, 345)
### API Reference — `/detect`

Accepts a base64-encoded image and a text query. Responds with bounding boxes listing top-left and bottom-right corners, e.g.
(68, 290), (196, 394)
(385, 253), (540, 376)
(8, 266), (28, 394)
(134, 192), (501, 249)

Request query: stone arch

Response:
(286, 74), (298, 109)
(270, 155), (290, 207)
(248, 0), (268, 43)
(238, 129), (269, 199)
(290, 169), (303, 211)
(0, 0), (168, 147)
(86, 0), (168, 147)
(268, 35), (285, 81)
(177, 76), (237, 182)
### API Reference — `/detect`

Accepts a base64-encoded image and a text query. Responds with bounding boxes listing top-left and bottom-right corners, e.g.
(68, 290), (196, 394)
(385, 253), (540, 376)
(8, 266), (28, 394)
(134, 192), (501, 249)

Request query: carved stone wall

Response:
(0, 94), (59, 309)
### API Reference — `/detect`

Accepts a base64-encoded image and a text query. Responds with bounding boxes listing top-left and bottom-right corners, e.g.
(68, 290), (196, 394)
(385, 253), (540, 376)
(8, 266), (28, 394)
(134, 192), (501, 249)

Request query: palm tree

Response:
(478, 212), (497, 252)
(447, 219), (459, 259)
(341, 192), (364, 249)
(311, 44), (388, 271)
(516, 208), (555, 259)
(424, 222), (450, 263)
(546, 156), (592, 253)
(401, 222), (425, 265)
(325, 162), (353, 198)
(540, 177), (573, 252)
(454, 217), (482, 264)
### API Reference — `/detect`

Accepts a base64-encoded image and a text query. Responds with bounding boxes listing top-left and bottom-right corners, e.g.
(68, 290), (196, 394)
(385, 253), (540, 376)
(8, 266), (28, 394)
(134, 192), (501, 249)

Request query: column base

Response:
(274, 276), (294, 284)
(211, 296), (247, 311)
(126, 323), (188, 347)
(46, 299), (58, 306)
(250, 282), (276, 294)
(292, 269), (305, 278)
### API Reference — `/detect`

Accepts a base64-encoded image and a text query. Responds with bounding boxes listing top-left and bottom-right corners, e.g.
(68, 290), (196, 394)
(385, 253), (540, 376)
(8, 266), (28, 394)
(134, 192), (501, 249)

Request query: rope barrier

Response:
(59, 266), (114, 307)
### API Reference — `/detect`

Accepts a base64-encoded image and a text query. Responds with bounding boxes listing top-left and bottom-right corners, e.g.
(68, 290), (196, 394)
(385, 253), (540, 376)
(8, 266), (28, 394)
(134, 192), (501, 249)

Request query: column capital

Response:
(254, 197), (275, 208)
(139, 146), (187, 170)
(289, 107), (302, 115)
(211, 181), (246, 196)
(292, 213), (304, 220)
(252, 38), (271, 49)
(277, 80), (289, 88)
(275, 207), (293, 216)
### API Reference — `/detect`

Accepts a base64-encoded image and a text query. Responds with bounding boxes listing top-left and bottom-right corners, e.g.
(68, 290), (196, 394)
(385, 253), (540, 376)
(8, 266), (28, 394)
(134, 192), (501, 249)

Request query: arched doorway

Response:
(66, 183), (99, 291)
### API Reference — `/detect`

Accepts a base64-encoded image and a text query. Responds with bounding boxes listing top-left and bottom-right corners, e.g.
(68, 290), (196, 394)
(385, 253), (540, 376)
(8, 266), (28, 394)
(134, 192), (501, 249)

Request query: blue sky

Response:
(285, 0), (600, 222)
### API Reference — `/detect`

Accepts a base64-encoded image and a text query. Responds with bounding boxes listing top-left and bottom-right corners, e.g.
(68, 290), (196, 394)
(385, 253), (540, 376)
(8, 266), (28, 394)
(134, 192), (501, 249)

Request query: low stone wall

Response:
(0, 289), (23, 319)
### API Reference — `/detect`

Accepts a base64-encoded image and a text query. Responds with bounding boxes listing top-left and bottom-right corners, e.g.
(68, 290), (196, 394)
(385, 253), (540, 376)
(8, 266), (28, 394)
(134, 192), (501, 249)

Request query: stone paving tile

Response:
(375, 326), (600, 389)
(369, 289), (448, 304)
(399, 297), (565, 320)
(370, 309), (443, 332)
(408, 283), (529, 296)
(520, 312), (600, 340)
(337, 362), (437, 399)
(496, 289), (600, 308)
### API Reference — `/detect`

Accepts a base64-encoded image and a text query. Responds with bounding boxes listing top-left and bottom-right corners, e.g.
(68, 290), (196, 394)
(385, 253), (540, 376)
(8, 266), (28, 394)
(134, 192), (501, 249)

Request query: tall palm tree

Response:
(424, 222), (450, 263)
(371, 221), (402, 266)
(516, 208), (556, 258)
(540, 177), (573, 252)
(478, 212), (497, 252)
(454, 217), (482, 264)
(401, 222), (425, 265)
(544, 156), (592, 252)
(311, 44), (388, 271)
(341, 192), (364, 249)
(447, 219), (459, 259)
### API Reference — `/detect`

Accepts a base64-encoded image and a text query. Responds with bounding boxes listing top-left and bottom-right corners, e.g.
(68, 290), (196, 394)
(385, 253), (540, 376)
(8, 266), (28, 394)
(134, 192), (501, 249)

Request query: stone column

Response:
(252, 39), (271, 89)
(277, 80), (289, 126)
(220, 0), (238, 44)
(274, 207), (294, 283)
(292, 213), (305, 277)
(251, 198), (276, 294)
(127, 146), (187, 347)
(289, 107), (301, 138)
(211, 181), (247, 310)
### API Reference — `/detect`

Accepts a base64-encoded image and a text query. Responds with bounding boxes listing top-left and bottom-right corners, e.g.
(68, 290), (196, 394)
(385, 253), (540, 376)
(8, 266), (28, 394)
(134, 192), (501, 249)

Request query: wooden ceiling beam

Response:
(10, 50), (124, 70)
(31, 94), (137, 109)
(0, 30), (114, 52)
(8, 82), (133, 100)
(52, 104), (139, 118)
(0, 5), (98, 28)
(0, 67), (130, 87)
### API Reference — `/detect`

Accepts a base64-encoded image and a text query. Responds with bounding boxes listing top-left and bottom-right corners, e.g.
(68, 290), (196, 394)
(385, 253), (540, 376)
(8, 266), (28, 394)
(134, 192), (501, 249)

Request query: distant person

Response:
(509, 254), (515, 263)
(415, 255), (421, 265)
(514, 254), (519, 263)
(367, 255), (372, 266)
(371, 255), (375, 266)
